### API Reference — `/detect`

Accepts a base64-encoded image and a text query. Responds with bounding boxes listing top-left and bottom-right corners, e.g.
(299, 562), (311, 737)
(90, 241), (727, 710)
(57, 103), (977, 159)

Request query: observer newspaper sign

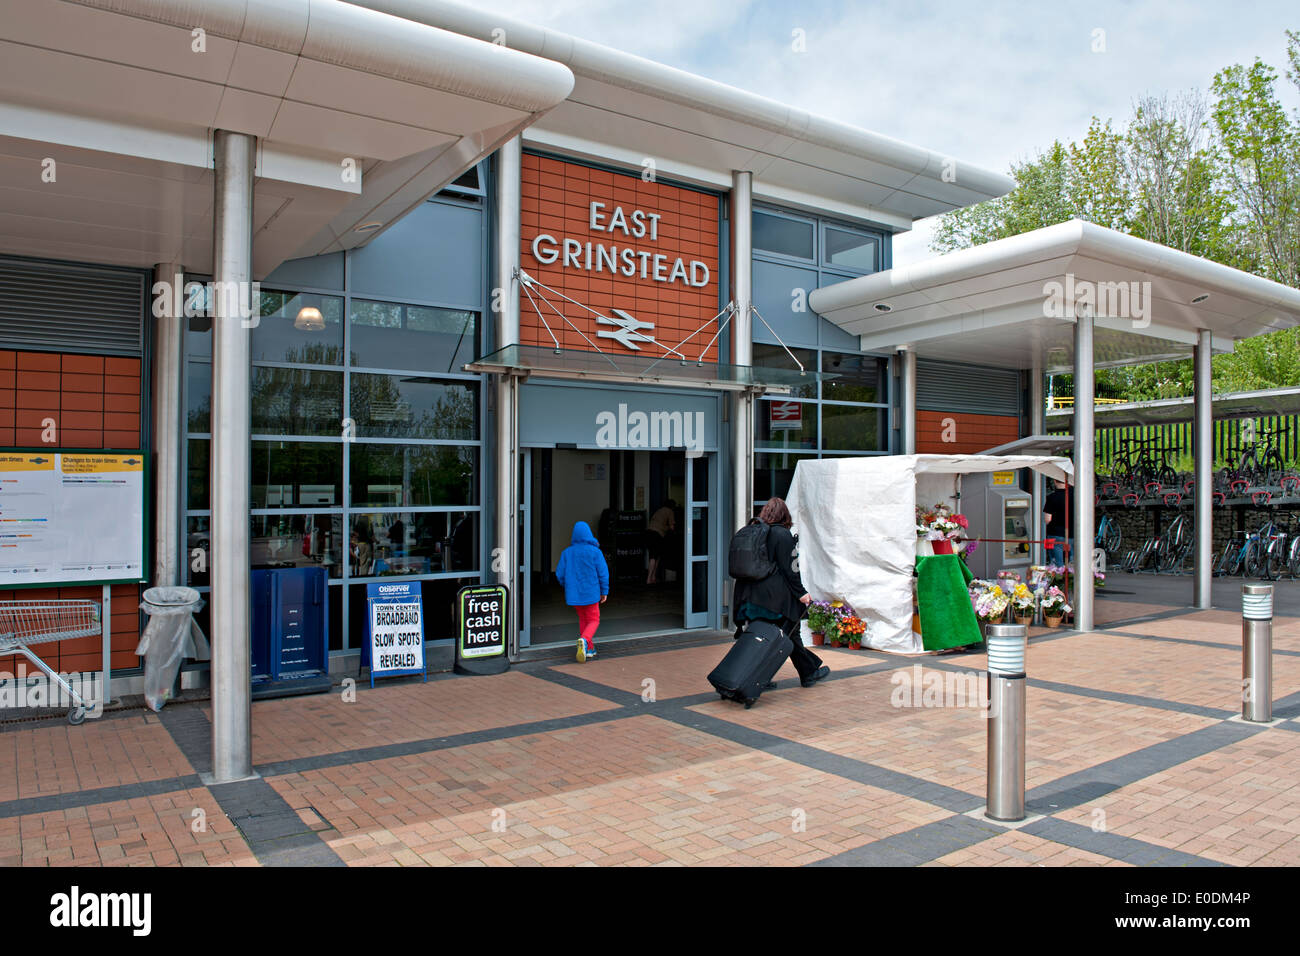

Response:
(364, 581), (426, 686)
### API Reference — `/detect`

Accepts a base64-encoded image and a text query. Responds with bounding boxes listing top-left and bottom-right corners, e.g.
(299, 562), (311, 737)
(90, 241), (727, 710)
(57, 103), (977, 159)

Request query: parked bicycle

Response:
(1217, 424), (1290, 493)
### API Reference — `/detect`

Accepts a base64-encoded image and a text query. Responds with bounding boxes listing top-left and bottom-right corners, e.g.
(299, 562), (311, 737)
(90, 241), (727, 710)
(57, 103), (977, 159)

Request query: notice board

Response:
(0, 449), (148, 587)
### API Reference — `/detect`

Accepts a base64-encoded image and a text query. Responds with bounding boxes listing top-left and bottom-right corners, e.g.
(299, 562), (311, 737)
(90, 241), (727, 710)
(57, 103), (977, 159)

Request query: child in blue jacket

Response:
(556, 521), (609, 662)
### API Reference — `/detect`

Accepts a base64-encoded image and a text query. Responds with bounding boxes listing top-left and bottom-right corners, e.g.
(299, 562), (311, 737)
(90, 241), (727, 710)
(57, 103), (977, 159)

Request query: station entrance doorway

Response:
(519, 448), (715, 647)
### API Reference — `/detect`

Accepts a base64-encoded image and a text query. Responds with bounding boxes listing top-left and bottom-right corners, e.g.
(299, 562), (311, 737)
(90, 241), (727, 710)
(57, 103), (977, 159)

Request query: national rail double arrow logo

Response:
(596, 310), (655, 351)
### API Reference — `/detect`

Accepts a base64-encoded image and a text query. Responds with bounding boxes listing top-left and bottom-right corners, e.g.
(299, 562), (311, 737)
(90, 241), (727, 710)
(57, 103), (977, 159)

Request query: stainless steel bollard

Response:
(985, 623), (1027, 822)
(1242, 584), (1273, 722)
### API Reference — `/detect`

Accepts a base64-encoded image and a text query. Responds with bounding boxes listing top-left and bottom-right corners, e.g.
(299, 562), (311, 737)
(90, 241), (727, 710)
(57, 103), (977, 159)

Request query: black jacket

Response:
(732, 521), (807, 625)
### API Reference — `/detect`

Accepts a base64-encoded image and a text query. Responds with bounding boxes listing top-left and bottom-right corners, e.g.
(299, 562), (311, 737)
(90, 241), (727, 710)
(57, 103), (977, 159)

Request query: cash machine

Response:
(964, 470), (1034, 580)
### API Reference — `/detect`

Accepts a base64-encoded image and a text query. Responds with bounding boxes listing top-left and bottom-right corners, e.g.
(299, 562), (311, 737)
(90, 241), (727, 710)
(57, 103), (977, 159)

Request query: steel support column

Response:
(1073, 315), (1095, 632)
(151, 261), (184, 587)
(495, 138), (522, 650)
(1194, 329), (1213, 608)
(1030, 359), (1044, 565)
(210, 130), (255, 783)
(899, 348), (917, 455)
(731, 170), (753, 529)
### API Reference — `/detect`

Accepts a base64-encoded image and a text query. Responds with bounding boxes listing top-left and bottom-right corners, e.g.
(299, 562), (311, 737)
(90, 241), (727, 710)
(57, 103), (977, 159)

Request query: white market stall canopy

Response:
(786, 454), (1072, 655)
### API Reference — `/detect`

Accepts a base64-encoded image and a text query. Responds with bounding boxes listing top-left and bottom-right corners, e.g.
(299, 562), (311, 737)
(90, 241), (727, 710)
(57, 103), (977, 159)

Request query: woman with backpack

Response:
(731, 497), (829, 688)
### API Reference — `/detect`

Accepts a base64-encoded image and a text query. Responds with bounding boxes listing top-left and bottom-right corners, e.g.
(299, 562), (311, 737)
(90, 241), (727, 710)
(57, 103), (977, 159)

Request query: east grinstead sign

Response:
(519, 153), (721, 359)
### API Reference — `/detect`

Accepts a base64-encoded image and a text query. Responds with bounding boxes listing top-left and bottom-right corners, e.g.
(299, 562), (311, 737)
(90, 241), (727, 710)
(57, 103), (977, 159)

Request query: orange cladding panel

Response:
(519, 155), (721, 360)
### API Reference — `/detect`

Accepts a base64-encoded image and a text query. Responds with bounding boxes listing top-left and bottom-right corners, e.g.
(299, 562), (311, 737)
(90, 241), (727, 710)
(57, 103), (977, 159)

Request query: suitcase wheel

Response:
(744, 700), (754, 709)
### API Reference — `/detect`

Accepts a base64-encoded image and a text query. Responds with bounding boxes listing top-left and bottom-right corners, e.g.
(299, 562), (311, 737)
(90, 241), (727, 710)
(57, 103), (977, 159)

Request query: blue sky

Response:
(478, 0), (1297, 263)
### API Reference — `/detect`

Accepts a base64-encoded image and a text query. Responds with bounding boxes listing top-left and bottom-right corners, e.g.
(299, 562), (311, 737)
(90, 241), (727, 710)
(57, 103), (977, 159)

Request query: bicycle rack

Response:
(1183, 480), (1196, 496)
(1213, 492), (1226, 506)
(1101, 482), (1120, 497)
(1231, 479), (1250, 495)
(1122, 493), (1139, 507)
(1163, 492), (1182, 507)
(1144, 481), (1163, 496)
(1252, 491), (1273, 506)
(1282, 475), (1300, 496)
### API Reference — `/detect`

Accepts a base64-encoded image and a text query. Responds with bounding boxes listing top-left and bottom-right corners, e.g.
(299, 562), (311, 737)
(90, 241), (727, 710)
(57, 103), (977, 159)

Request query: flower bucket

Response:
(931, 539), (954, 555)
(916, 538), (934, 558)
(811, 631), (825, 646)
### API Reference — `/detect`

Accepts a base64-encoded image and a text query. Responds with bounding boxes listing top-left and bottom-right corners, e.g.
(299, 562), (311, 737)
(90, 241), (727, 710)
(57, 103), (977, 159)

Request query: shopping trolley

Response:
(0, 600), (102, 724)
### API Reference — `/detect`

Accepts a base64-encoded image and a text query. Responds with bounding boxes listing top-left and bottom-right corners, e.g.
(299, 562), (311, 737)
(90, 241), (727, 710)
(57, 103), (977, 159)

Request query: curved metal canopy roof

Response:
(809, 220), (1300, 370)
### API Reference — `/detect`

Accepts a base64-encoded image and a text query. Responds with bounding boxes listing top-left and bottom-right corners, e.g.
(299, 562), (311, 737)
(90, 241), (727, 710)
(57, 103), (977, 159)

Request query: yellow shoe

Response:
(576, 639), (587, 663)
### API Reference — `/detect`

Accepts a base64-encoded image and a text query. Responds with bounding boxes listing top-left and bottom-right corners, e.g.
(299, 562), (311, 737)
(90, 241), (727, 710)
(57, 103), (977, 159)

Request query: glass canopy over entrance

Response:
(466, 344), (831, 393)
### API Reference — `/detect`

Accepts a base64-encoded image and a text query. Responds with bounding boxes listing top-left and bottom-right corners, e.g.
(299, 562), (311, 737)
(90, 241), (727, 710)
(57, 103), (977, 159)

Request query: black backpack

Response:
(728, 521), (777, 580)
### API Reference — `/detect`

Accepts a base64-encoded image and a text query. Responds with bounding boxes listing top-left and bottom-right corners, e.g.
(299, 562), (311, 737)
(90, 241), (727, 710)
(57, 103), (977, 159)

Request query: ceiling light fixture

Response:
(874, 303), (892, 313)
(294, 306), (325, 331)
(356, 221), (384, 233)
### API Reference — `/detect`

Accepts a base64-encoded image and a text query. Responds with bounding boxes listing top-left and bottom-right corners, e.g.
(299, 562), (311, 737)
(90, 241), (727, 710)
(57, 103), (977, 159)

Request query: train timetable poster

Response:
(0, 450), (147, 587)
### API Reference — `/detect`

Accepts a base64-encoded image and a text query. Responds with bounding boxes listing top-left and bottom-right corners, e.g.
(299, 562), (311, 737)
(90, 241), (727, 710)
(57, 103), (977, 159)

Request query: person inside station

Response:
(1043, 477), (1072, 566)
(645, 498), (677, 585)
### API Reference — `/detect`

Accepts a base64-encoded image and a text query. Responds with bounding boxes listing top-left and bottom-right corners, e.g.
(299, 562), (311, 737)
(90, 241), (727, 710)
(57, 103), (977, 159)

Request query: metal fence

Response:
(1086, 415), (1300, 472)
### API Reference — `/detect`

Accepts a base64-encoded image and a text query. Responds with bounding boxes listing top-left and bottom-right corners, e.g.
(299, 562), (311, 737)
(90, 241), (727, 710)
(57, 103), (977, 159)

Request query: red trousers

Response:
(576, 603), (600, 650)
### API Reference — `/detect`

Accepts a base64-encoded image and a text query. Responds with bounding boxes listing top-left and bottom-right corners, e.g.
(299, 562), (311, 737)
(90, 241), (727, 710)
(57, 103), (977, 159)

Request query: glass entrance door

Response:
(518, 449), (531, 647)
(683, 453), (712, 628)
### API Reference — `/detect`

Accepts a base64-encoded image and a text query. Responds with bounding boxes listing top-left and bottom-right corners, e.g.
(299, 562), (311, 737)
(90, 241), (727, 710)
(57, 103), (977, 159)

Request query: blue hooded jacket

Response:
(555, 521), (609, 607)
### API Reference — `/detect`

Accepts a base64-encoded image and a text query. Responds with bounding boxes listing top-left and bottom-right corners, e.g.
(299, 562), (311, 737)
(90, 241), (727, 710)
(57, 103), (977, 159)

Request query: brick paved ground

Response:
(1, 607), (1297, 867)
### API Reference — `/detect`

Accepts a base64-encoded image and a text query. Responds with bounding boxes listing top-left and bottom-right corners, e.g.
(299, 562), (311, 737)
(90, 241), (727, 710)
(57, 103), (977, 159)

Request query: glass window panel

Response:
(824, 227), (878, 272)
(691, 455), (708, 500)
(822, 353), (885, 403)
(251, 441), (343, 509)
(691, 506), (708, 557)
(755, 399), (817, 448)
(753, 212), (814, 260)
(187, 313), (212, 358)
(187, 362), (211, 433)
(349, 444), (478, 507)
(691, 560), (707, 613)
(347, 511), (479, 577)
(350, 375), (478, 440)
(822, 404), (887, 451)
(251, 513), (344, 577)
(350, 299), (477, 372)
(187, 439), (209, 510)
(754, 451), (817, 503)
(751, 344), (816, 398)
(251, 291), (344, 365)
(251, 368), (343, 436)
(328, 583), (344, 651)
(186, 516), (210, 588)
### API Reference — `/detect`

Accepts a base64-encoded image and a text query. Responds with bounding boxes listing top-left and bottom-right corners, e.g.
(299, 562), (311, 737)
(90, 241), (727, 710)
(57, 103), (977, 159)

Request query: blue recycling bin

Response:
(251, 567), (330, 697)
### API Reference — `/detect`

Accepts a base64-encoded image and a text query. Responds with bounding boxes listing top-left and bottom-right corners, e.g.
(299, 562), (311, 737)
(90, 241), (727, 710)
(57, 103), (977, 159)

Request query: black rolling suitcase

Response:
(708, 620), (792, 708)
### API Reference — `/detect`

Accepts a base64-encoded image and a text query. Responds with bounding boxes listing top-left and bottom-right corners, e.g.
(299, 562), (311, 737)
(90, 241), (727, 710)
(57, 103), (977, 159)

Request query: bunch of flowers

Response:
(1040, 586), (1072, 616)
(915, 503), (968, 541)
(1045, 564), (1072, 588)
(838, 615), (866, 647)
(1094, 567), (1106, 588)
(971, 582), (1010, 623)
(1011, 582), (1036, 614)
(997, 570), (1022, 588)
(806, 601), (835, 634)
(1028, 565), (1049, 587)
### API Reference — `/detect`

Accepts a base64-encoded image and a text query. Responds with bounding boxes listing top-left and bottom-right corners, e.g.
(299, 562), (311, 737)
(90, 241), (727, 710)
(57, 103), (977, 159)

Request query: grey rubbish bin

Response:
(135, 587), (211, 712)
